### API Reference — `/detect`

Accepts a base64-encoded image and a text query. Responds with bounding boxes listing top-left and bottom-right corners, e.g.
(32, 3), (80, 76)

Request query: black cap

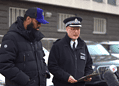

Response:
(25, 7), (38, 18)
(63, 17), (82, 27)
(25, 7), (49, 24)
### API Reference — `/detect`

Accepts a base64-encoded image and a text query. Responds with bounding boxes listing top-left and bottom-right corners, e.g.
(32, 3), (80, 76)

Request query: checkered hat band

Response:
(69, 25), (82, 27)
(65, 20), (81, 27)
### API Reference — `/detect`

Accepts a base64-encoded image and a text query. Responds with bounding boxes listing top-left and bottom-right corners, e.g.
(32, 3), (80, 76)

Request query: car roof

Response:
(84, 40), (98, 45)
(100, 41), (119, 45)
(94, 60), (119, 66)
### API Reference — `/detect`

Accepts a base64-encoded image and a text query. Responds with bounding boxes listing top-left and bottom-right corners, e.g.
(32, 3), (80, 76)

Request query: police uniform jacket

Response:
(0, 17), (49, 86)
(48, 34), (93, 86)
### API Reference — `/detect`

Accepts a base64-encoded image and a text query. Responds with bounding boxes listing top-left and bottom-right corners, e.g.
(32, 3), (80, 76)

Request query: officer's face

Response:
(66, 26), (80, 40)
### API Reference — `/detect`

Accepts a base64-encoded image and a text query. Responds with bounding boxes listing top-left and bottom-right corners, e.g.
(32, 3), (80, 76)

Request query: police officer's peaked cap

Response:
(63, 17), (82, 27)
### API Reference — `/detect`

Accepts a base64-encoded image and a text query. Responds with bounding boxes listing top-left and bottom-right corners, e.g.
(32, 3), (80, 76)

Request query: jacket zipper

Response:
(24, 54), (25, 61)
(30, 42), (41, 72)
(74, 50), (77, 78)
(23, 54), (25, 70)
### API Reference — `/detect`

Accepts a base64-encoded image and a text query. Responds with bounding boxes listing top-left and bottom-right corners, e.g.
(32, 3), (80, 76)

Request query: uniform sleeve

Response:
(84, 45), (93, 75)
(48, 44), (70, 82)
(0, 34), (29, 85)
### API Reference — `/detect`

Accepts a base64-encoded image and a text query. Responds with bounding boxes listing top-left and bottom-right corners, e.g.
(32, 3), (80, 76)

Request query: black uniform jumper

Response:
(48, 34), (93, 86)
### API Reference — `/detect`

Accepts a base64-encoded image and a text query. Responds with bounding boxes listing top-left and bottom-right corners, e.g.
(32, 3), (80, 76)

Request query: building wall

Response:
(26, 0), (119, 16)
(41, 4), (119, 42)
(0, 1), (9, 42)
(0, 0), (119, 50)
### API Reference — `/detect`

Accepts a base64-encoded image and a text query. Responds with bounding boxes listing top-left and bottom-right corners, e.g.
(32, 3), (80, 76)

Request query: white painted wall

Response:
(25, 0), (119, 15)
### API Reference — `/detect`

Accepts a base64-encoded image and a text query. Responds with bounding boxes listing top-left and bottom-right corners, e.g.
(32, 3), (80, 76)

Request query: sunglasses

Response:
(38, 22), (41, 24)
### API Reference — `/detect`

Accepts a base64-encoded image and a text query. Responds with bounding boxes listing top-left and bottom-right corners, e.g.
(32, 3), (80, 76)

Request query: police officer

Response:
(48, 17), (93, 86)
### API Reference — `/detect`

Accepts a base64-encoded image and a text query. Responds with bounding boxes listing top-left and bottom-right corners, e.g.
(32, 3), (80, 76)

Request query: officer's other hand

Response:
(84, 77), (92, 82)
(68, 75), (77, 83)
(45, 71), (50, 78)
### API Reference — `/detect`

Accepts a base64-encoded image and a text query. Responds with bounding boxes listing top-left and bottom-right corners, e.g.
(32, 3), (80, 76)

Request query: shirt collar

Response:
(70, 39), (78, 49)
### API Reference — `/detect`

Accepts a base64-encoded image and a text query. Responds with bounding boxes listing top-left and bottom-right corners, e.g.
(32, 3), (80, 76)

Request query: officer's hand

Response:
(68, 75), (77, 83)
(84, 77), (92, 82)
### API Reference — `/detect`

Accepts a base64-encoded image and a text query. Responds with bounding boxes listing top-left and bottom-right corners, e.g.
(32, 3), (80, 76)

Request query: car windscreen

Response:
(87, 44), (110, 55)
(110, 44), (119, 53)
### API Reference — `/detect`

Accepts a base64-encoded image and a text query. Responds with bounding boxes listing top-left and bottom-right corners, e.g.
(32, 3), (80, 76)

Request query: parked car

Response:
(86, 41), (118, 62)
(85, 41), (119, 86)
(100, 41), (119, 58)
(86, 60), (119, 86)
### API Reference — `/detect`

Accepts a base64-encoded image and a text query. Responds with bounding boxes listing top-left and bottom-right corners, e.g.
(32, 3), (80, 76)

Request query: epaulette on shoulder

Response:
(53, 39), (61, 44)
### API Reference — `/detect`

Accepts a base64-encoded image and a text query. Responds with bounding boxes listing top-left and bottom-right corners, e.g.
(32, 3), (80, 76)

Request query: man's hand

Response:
(84, 77), (92, 82)
(68, 75), (77, 83)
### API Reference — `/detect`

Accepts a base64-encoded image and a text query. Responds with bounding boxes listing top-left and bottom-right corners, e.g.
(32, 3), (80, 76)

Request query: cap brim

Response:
(69, 25), (82, 27)
(36, 19), (49, 24)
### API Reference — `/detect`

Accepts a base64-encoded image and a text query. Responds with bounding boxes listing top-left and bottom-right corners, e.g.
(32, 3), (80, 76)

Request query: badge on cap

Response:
(75, 18), (78, 22)
(64, 17), (82, 27)
(75, 18), (80, 23)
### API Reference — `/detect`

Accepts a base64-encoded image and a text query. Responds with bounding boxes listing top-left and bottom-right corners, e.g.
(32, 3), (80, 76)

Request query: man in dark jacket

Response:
(48, 17), (93, 86)
(0, 7), (50, 86)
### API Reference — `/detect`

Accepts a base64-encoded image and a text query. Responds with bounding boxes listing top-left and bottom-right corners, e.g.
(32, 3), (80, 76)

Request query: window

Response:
(108, 0), (116, 5)
(93, 18), (106, 34)
(9, 7), (27, 26)
(58, 13), (75, 32)
(93, 0), (103, 3)
(87, 44), (109, 55)
(110, 44), (119, 53)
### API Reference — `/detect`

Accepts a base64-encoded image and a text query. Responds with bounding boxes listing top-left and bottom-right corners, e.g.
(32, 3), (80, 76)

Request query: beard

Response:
(26, 22), (39, 41)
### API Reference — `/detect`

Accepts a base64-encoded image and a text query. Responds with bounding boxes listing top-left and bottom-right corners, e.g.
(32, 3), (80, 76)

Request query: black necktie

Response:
(73, 42), (75, 50)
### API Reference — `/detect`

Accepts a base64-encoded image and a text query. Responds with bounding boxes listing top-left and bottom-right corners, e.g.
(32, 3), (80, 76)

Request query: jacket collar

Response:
(64, 33), (72, 46)
(9, 16), (44, 42)
(64, 34), (85, 49)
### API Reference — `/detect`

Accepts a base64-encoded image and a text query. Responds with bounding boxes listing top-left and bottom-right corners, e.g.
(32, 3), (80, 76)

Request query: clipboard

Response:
(77, 73), (99, 82)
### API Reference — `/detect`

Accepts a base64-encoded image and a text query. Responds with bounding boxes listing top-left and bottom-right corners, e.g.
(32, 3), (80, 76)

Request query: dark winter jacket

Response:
(0, 17), (49, 86)
(48, 34), (93, 86)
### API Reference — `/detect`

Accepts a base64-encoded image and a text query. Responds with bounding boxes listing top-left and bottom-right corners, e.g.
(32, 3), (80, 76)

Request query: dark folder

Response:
(77, 73), (99, 82)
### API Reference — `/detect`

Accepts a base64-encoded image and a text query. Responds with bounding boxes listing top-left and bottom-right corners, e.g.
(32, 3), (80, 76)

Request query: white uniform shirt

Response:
(70, 39), (78, 49)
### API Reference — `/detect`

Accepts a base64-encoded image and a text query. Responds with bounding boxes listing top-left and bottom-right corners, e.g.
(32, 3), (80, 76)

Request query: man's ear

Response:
(66, 26), (69, 32)
(26, 16), (32, 24)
